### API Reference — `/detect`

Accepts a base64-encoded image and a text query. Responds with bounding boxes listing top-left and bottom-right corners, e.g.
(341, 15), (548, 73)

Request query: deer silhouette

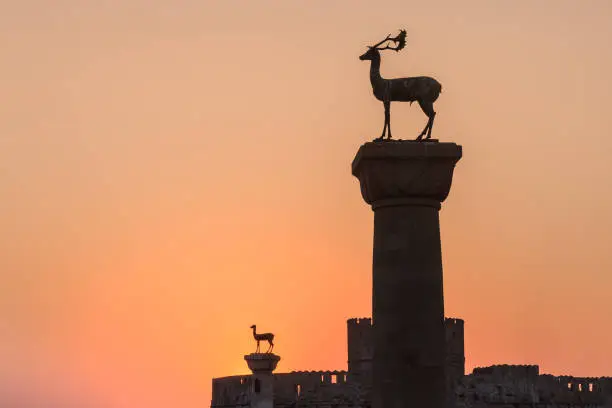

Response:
(250, 324), (274, 353)
(359, 30), (442, 141)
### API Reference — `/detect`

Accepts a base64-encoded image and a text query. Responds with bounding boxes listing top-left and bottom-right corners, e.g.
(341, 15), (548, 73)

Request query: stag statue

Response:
(359, 30), (442, 141)
(250, 324), (274, 353)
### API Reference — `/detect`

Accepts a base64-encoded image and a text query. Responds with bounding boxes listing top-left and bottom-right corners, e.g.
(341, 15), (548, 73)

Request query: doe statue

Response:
(250, 324), (275, 353)
(359, 29), (442, 141)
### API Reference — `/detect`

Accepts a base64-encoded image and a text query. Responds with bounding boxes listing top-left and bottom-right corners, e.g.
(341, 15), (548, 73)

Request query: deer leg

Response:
(417, 100), (435, 140)
(426, 112), (436, 139)
(384, 100), (391, 139)
(256, 340), (260, 353)
(376, 116), (386, 141)
(376, 101), (391, 141)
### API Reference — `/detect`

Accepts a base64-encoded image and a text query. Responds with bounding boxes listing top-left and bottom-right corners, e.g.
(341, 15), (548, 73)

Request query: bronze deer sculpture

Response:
(359, 30), (442, 141)
(250, 324), (274, 353)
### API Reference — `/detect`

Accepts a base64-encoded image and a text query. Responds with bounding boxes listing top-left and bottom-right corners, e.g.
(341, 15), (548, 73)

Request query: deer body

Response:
(360, 31), (441, 141)
(250, 324), (274, 353)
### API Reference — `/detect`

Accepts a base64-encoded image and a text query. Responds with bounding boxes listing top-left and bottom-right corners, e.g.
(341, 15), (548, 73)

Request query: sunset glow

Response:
(2, 1), (612, 407)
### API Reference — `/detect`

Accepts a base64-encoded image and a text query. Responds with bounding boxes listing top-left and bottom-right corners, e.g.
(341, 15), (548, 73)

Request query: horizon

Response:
(2, 1), (612, 407)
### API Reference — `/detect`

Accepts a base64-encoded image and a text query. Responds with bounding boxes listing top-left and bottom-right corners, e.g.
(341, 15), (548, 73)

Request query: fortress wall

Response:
(274, 371), (354, 408)
(211, 375), (251, 407)
(460, 366), (611, 407)
(471, 365), (540, 382)
(211, 323), (612, 408)
(211, 371), (354, 408)
(539, 375), (612, 405)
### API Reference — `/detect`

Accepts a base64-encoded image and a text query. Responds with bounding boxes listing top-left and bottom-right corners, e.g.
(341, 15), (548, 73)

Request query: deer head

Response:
(359, 29), (407, 61)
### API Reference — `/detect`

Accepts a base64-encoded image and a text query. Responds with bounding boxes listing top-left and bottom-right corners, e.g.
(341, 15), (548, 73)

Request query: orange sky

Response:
(2, 1), (612, 407)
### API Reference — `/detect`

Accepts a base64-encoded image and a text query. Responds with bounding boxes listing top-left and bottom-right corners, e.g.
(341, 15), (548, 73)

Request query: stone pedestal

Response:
(352, 140), (462, 408)
(245, 353), (280, 408)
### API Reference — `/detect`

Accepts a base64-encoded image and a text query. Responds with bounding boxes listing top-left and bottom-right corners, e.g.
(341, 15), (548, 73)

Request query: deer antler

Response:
(371, 29), (407, 52)
(370, 33), (392, 49)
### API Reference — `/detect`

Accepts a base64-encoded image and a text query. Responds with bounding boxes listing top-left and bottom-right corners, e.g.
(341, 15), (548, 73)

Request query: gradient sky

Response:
(2, 1), (612, 407)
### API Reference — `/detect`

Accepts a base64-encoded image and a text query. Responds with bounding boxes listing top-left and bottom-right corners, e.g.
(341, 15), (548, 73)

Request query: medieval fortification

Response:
(211, 316), (612, 408)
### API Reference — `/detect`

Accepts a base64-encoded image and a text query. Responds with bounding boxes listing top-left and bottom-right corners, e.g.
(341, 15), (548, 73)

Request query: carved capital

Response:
(352, 140), (462, 208)
(244, 353), (281, 373)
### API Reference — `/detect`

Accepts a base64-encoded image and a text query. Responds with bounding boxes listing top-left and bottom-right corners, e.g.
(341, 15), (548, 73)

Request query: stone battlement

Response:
(472, 364), (540, 378)
(445, 318), (464, 326)
(346, 317), (372, 326)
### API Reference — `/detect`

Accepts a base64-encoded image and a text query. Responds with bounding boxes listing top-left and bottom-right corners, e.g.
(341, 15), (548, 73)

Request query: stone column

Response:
(244, 353), (281, 408)
(352, 140), (462, 408)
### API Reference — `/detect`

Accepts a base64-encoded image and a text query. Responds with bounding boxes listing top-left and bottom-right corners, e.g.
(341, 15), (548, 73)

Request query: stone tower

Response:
(347, 318), (373, 401)
(445, 318), (465, 386)
(352, 140), (462, 408)
(346, 315), (466, 406)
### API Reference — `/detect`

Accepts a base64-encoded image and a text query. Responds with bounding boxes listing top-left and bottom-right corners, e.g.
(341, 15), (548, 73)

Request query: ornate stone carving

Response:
(352, 140), (462, 208)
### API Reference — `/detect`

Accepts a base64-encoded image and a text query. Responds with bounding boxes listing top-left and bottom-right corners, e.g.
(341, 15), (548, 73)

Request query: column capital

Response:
(244, 353), (281, 374)
(352, 140), (462, 207)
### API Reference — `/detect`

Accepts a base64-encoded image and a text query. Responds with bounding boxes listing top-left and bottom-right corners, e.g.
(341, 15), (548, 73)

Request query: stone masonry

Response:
(210, 317), (612, 408)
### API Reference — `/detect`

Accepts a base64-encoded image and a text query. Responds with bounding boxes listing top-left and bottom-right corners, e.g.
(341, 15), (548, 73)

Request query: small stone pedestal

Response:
(245, 353), (281, 408)
(352, 140), (462, 408)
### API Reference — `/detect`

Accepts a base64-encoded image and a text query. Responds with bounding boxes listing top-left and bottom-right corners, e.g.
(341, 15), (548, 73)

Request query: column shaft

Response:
(372, 204), (446, 408)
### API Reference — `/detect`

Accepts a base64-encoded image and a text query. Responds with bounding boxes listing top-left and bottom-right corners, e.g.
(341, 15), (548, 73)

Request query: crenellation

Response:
(453, 366), (612, 408)
(445, 318), (465, 326)
(347, 317), (372, 326)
